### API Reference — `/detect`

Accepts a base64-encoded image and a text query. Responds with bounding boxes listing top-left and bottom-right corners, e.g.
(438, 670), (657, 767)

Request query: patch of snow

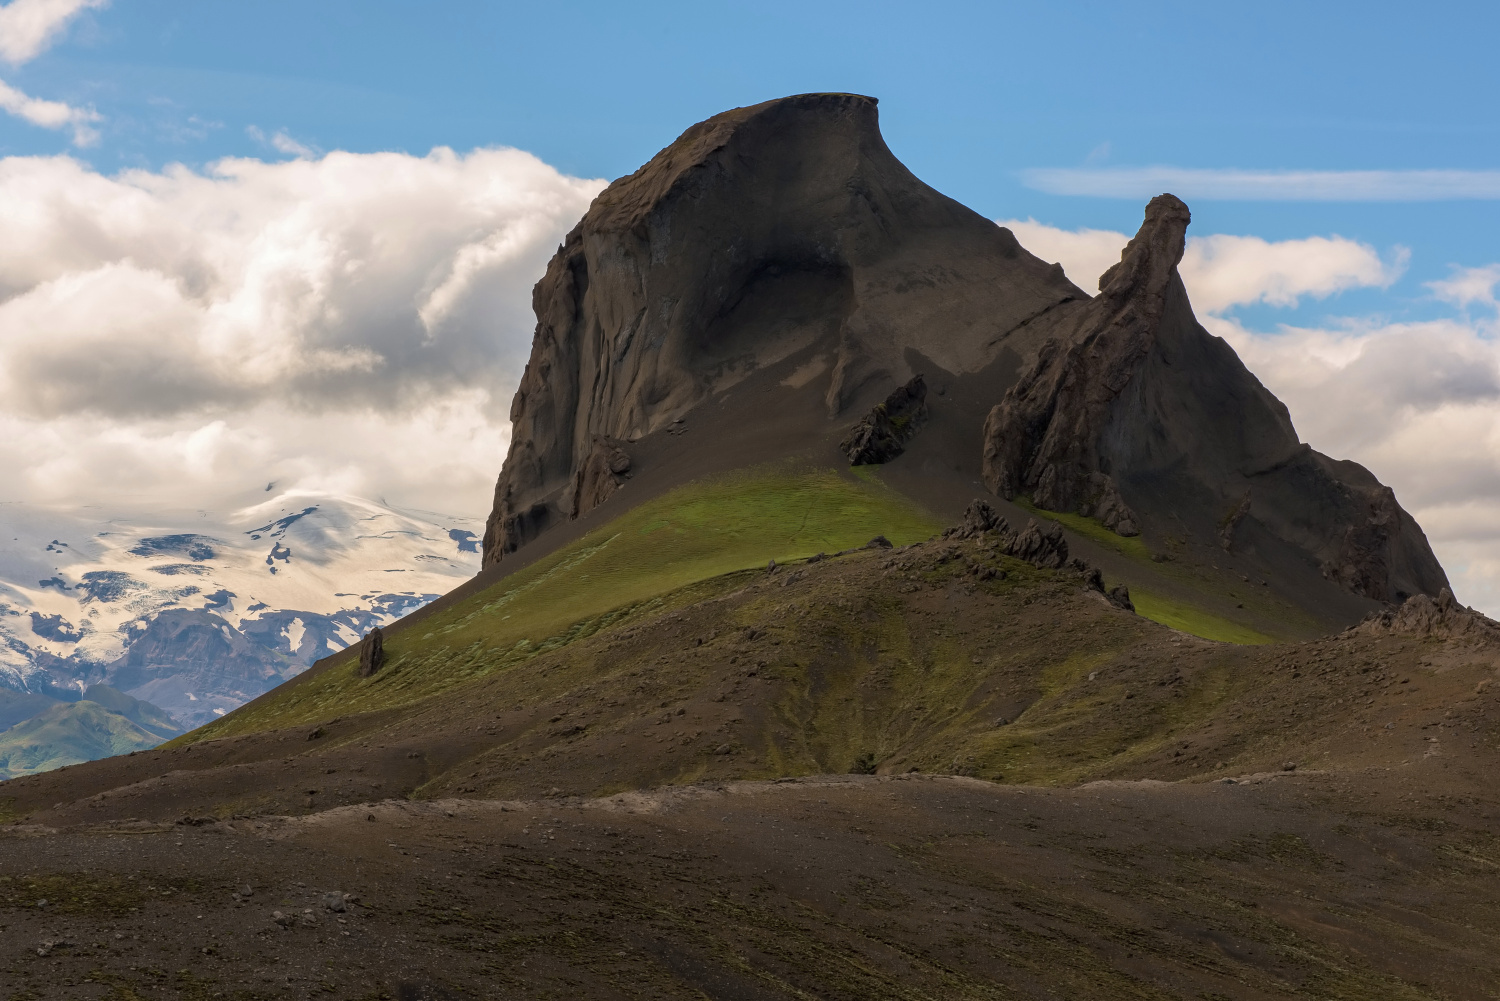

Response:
(284, 616), (306, 653)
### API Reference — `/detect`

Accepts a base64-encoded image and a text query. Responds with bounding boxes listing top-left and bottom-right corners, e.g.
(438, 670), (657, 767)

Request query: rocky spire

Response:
(980, 194), (1447, 603)
(980, 194), (1197, 536)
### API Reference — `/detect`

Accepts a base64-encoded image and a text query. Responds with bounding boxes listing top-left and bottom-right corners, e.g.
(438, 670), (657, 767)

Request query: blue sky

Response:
(10, 0), (1499, 283)
(0, 0), (1498, 611)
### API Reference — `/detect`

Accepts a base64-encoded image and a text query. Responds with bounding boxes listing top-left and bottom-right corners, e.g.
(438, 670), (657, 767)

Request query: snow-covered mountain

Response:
(0, 491), (480, 727)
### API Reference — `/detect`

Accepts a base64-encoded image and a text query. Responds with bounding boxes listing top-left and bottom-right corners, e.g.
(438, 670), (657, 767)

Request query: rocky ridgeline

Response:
(1355, 588), (1500, 643)
(979, 194), (1447, 604)
(943, 499), (1134, 610)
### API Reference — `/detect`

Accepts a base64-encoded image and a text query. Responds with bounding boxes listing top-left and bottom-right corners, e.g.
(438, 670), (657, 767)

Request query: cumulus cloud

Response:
(1215, 315), (1500, 616)
(0, 0), (104, 64)
(1001, 220), (1127, 296)
(1007, 216), (1500, 615)
(0, 147), (604, 515)
(1001, 218), (1403, 310)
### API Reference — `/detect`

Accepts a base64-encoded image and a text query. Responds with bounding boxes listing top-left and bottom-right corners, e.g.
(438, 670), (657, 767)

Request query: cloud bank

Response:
(0, 147), (604, 515)
(1021, 167), (1500, 201)
(1003, 217), (1500, 615)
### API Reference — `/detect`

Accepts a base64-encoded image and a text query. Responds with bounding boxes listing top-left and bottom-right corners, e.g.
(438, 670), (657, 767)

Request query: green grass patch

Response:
(1131, 589), (1274, 645)
(190, 464), (943, 739)
(1015, 497), (1150, 561)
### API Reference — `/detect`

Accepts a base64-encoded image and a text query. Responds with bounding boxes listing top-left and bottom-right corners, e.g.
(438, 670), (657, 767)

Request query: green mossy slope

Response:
(188, 465), (943, 741)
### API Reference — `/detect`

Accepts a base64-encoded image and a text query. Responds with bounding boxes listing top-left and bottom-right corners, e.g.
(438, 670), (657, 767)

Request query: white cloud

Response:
(1020, 166), (1500, 202)
(246, 125), (316, 159)
(1428, 263), (1500, 313)
(0, 0), (105, 65)
(1001, 218), (1402, 310)
(1007, 216), (1500, 615)
(1213, 315), (1500, 616)
(0, 147), (604, 514)
(0, 75), (97, 144)
(1001, 219), (1128, 296)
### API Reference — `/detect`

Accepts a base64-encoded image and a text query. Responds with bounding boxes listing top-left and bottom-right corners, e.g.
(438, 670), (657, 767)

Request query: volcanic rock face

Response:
(483, 93), (1081, 565)
(980, 195), (1448, 604)
(840, 374), (928, 465)
(484, 92), (1449, 610)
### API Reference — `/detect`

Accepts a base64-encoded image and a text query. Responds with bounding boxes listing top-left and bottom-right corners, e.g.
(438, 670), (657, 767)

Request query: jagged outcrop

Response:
(1354, 588), (1500, 642)
(942, 499), (1070, 570)
(980, 194), (1448, 604)
(945, 498), (1006, 540)
(483, 93), (1081, 565)
(840, 375), (928, 465)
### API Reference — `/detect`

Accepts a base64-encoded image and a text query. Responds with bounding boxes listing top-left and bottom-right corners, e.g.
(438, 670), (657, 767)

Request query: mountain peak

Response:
(483, 93), (1079, 565)
(482, 95), (1445, 616)
(586, 93), (880, 236)
(1098, 192), (1190, 300)
(982, 195), (1446, 605)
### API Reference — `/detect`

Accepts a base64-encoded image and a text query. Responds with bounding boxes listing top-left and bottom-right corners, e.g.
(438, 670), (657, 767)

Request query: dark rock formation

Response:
(1006, 519), (1069, 570)
(840, 375), (928, 465)
(943, 500), (1070, 571)
(481, 94), (1450, 612)
(1354, 588), (1500, 642)
(945, 498), (1006, 540)
(358, 628), (385, 678)
(980, 194), (1448, 603)
(483, 93), (1081, 565)
(568, 437), (631, 518)
(1107, 585), (1135, 612)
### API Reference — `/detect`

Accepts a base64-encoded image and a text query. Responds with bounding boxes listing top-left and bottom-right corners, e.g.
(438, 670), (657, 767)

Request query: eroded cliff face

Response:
(482, 93), (1082, 565)
(980, 195), (1448, 603)
(484, 95), (1449, 609)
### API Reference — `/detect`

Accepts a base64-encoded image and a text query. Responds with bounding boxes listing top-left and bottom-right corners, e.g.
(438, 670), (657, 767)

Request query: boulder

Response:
(1005, 519), (1068, 570)
(357, 627), (385, 678)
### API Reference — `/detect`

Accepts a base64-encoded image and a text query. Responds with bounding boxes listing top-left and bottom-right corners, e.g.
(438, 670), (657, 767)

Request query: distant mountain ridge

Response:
(0, 684), (181, 779)
(0, 492), (481, 730)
